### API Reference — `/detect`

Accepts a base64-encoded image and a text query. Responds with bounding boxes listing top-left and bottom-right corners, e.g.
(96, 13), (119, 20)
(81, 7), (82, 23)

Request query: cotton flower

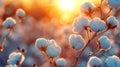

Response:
(46, 43), (61, 57)
(55, 58), (67, 66)
(80, 2), (96, 13)
(87, 56), (102, 67)
(69, 34), (85, 50)
(99, 36), (111, 50)
(2, 17), (16, 29)
(105, 55), (120, 67)
(35, 38), (48, 51)
(72, 16), (89, 33)
(7, 52), (25, 65)
(107, 16), (119, 29)
(6, 64), (17, 67)
(108, 0), (120, 8)
(16, 8), (25, 18)
(90, 17), (106, 32)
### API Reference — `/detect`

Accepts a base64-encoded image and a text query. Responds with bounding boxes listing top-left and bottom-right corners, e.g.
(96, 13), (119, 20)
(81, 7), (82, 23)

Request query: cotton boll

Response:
(106, 46), (116, 56)
(46, 44), (61, 57)
(69, 34), (78, 46)
(105, 56), (114, 67)
(105, 55), (120, 67)
(7, 52), (25, 65)
(69, 34), (85, 50)
(35, 38), (48, 51)
(87, 56), (102, 67)
(6, 64), (17, 67)
(72, 16), (89, 33)
(80, 2), (96, 13)
(108, 0), (120, 8)
(2, 17), (16, 29)
(16, 8), (25, 18)
(90, 17), (106, 32)
(99, 36), (111, 50)
(107, 16), (119, 29)
(55, 58), (67, 66)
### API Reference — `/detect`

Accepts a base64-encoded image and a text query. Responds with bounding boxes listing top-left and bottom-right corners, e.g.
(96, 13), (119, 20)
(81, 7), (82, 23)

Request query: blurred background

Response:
(0, 0), (100, 24)
(2, 0), (119, 67)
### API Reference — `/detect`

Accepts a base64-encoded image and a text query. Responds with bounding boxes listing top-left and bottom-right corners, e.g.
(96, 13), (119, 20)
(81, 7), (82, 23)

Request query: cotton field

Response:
(0, 0), (120, 67)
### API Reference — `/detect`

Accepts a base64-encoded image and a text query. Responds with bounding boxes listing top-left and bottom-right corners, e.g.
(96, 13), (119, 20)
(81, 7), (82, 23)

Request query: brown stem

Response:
(72, 28), (109, 67)
(43, 52), (55, 67)
(50, 57), (55, 67)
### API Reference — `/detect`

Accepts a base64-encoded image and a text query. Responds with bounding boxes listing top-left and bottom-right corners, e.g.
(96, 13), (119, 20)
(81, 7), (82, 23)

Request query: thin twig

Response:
(43, 52), (55, 67)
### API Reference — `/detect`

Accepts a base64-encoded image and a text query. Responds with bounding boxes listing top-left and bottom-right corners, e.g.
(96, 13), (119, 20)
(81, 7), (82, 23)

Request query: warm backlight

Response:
(58, 0), (75, 11)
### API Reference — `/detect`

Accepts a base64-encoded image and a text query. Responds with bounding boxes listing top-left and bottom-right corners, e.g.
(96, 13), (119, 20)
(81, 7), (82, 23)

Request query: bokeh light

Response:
(58, 0), (75, 11)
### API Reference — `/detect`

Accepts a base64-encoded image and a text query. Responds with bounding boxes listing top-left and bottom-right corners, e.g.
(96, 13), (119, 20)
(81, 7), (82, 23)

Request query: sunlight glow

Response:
(58, 0), (75, 11)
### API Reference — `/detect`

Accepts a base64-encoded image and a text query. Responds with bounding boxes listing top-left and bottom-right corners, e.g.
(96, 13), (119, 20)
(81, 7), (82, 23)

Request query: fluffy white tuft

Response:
(107, 16), (119, 28)
(90, 17), (106, 32)
(35, 38), (48, 50)
(2, 17), (16, 28)
(99, 36), (111, 50)
(105, 55), (120, 67)
(46, 43), (61, 57)
(55, 58), (67, 66)
(80, 2), (96, 13)
(108, 0), (120, 8)
(69, 34), (85, 50)
(87, 56), (102, 67)
(7, 52), (25, 65)
(72, 16), (89, 33)
(16, 8), (25, 18)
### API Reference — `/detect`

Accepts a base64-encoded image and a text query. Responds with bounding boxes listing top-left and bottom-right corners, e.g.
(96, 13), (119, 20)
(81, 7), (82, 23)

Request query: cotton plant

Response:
(108, 0), (120, 8)
(87, 56), (102, 67)
(104, 55), (120, 67)
(34, 38), (69, 67)
(80, 2), (96, 15)
(55, 58), (68, 67)
(0, 17), (16, 52)
(98, 36), (111, 50)
(72, 16), (89, 33)
(69, 34), (85, 50)
(68, 0), (120, 67)
(6, 50), (25, 67)
(16, 8), (25, 18)
(89, 17), (106, 32)
(2, 17), (16, 29)
(87, 55), (120, 67)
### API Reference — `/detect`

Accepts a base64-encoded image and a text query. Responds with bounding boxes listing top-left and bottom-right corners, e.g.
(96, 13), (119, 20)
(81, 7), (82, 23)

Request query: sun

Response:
(58, 0), (75, 11)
